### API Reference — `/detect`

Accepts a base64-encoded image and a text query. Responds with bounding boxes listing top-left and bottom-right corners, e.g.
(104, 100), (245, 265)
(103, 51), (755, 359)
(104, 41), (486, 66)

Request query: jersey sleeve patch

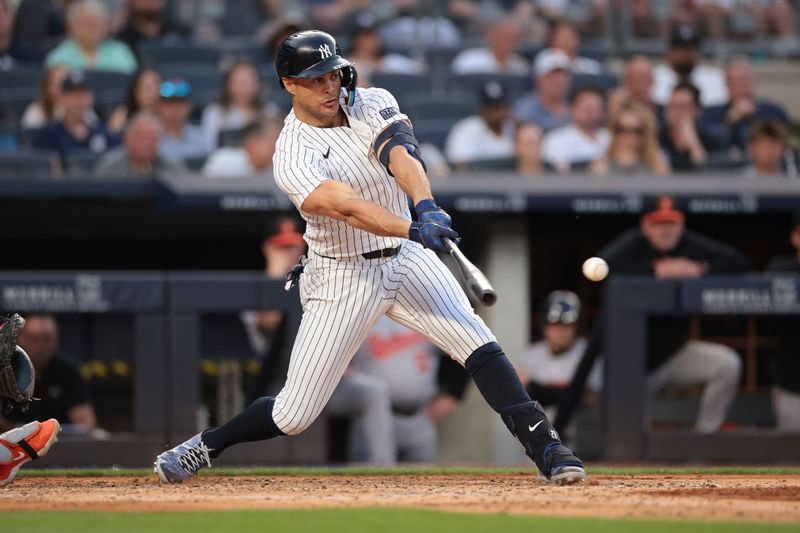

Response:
(379, 107), (399, 120)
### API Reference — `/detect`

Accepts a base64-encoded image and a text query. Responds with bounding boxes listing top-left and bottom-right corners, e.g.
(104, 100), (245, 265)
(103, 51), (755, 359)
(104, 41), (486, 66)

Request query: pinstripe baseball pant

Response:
(272, 240), (496, 435)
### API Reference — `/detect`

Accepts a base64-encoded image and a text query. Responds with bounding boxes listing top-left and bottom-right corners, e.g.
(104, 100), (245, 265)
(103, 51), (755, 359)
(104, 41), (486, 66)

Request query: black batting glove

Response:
(409, 221), (460, 253)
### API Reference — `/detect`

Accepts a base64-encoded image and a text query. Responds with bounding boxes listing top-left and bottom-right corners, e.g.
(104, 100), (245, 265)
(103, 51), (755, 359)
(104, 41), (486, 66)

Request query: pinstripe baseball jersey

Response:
(273, 87), (411, 259)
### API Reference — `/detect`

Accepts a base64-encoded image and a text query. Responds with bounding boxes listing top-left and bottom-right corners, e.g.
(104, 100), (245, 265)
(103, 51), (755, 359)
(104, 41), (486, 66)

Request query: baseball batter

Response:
(154, 30), (586, 485)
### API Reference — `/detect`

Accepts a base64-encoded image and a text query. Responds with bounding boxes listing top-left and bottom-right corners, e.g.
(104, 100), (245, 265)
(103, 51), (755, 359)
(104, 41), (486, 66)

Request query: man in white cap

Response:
(512, 48), (572, 132)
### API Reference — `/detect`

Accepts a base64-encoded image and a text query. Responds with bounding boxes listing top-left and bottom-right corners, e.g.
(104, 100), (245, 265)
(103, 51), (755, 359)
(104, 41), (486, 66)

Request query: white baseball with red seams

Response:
(582, 257), (609, 282)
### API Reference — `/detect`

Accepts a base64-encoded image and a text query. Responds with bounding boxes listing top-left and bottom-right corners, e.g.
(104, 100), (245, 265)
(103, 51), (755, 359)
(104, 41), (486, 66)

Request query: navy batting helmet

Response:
(275, 30), (357, 100)
(542, 291), (581, 325)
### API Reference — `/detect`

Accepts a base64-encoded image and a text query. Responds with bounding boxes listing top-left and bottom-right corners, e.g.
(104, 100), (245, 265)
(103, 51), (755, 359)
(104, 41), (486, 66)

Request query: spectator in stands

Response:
(743, 120), (789, 178)
(9, 0), (67, 62)
(0, 314), (96, 433)
(513, 48), (572, 132)
(608, 55), (656, 118)
(515, 122), (544, 176)
(202, 118), (280, 179)
(157, 78), (209, 161)
(44, 0), (136, 74)
(444, 81), (515, 169)
(599, 197), (747, 432)
(115, 0), (190, 57)
(698, 0), (797, 48)
(21, 65), (101, 130)
(592, 100), (669, 176)
(701, 57), (789, 152)
(345, 13), (423, 87)
(450, 16), (528, 75)
(541, 85), (609, 173)
(651, 24), (727, 107)
(0, 0), (13, 70)
(94, 112), (185, 178)
(201, 60), (278, 151)
(31, 70), (119, 166)
(107, 67), (161, 134)
(517, 291), (602, 420)
(241, 218), (396, 465)
(659, 82), (724, 172)
(548, 19), (603, 74)
(765, 212), (800, 431)
(534, 0), (607, 36)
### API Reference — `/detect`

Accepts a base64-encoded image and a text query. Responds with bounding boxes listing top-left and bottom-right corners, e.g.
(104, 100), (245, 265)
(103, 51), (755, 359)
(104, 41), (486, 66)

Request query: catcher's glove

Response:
(0, 314), (35, 410)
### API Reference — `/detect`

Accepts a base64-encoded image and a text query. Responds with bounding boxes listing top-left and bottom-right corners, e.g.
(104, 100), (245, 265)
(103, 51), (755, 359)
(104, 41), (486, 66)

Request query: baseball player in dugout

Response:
(155, 30), (587, 485)
(599, 197), (749, 432)
(0, 314), (62, 487)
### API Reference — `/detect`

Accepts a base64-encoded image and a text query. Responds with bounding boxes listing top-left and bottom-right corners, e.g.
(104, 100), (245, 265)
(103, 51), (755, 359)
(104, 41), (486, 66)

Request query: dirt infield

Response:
(2, 474), (799, 523)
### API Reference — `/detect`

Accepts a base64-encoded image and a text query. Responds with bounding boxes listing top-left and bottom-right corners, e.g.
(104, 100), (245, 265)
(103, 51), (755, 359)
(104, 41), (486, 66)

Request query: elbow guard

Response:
(373, 120), (427, 175)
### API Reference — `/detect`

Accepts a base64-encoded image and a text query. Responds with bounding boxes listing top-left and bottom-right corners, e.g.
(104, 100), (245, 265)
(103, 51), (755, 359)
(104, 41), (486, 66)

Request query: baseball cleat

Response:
(0, 418), (61, 487)
(537, 442), (587, 485)
(154, 432), (212, 483)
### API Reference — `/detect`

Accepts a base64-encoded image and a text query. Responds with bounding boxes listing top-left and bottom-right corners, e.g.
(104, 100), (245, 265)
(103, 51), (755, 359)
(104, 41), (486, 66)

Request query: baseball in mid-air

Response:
(582, 257), (609, 282)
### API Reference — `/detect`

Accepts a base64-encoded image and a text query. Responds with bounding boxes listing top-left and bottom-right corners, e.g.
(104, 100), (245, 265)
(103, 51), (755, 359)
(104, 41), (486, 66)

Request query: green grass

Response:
(2, 509), (798, 533)
(18, 465), (800, 478)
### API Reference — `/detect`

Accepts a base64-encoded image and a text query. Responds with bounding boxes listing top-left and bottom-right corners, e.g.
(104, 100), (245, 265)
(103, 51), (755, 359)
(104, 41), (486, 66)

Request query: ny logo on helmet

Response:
(318, 44), (332, 59)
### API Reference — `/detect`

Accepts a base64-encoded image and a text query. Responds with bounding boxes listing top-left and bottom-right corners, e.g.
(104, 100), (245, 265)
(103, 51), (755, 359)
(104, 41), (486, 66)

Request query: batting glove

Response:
(409, 221), (460, 253)
(415, 199), (452, 228)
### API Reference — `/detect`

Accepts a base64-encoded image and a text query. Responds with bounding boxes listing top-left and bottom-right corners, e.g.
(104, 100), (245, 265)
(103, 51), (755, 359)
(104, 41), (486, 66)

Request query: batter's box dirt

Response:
(1, 474), (799, 523)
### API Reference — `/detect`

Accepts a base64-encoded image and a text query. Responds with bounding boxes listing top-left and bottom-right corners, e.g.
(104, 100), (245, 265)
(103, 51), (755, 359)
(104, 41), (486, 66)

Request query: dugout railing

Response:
(602, 275), (800, 462)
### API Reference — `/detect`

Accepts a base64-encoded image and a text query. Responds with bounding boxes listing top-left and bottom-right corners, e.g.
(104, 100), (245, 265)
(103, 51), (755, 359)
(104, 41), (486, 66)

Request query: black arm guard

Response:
(373, 120), (427, 175)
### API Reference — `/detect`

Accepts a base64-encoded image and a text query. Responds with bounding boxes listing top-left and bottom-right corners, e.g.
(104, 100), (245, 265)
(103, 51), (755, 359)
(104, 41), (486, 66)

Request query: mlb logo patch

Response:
(379, 107), (398, 120)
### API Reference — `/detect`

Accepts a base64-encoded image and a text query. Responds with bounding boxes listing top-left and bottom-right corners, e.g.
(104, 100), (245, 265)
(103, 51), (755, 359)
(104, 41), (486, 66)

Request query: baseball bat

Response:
(443, 238), (498, 307)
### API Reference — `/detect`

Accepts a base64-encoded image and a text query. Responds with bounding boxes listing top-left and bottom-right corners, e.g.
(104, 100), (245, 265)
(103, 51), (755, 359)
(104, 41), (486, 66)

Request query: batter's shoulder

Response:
(352, 86), (401, 114)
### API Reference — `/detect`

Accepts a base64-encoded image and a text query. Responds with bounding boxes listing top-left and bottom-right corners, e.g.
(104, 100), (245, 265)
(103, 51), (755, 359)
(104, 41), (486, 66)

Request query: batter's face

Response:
(284, 71), (343, 127)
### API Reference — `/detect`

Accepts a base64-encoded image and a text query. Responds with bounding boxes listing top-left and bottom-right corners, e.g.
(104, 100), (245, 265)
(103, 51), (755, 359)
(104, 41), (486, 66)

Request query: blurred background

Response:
(0, 0), (798, 467)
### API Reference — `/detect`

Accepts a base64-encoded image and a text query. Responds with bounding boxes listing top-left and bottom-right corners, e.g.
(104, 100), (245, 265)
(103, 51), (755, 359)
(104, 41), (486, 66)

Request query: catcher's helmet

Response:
(275, 30), (357, 102)
(542, 290), (581, 325)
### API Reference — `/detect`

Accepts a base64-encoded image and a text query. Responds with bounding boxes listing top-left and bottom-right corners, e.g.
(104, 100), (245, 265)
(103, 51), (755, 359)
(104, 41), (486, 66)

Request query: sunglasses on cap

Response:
(160, 80), (192, 100)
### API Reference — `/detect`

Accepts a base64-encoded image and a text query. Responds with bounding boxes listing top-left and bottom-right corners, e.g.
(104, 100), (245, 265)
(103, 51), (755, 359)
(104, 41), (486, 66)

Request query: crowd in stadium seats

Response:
(0, 0), (798, 180)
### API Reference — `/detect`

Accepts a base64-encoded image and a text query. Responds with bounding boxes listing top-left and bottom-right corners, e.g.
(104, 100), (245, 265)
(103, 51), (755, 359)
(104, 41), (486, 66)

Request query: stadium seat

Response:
(447, 72), (533, 99)
(0, 87), (35, 128)
(65, 149), (102, 178)
(2, 64), (41, 91)
(84, 70), (133, 95)
(139, 41), (223, 67)
(465, 158), (517, 171)
(156, 63), (223, 95)
(413, 118), (458, 151)
(369, 72), (432, 106)
(222, 39), (267, 65)
(569, 72), (619, 94)
(0, 149), (56, 179)
(404, 92), (477, 123)
(218, 128), (243, 147)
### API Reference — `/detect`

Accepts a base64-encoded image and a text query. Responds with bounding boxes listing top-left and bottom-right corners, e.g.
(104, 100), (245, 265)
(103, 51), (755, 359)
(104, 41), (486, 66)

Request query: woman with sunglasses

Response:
(591, 100), (669, 176)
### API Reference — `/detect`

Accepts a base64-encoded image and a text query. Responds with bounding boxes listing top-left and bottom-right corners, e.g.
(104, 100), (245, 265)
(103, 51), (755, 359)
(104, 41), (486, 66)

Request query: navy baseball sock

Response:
(202, 396), (285, 458)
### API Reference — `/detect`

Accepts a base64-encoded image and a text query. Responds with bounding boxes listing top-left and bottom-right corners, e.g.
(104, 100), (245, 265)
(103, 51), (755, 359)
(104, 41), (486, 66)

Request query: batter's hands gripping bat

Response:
(443, 238), (498, 306)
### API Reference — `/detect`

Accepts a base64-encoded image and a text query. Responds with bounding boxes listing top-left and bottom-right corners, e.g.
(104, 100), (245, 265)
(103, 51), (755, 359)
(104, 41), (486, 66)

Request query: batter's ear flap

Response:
(342, 66), (358, 106)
